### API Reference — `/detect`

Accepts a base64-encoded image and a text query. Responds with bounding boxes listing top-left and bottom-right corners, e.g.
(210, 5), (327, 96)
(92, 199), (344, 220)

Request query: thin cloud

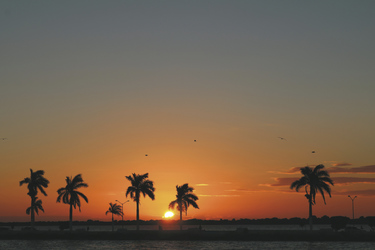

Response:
(269, 166), (316, 174)
(333, 177), (375, 185)
(334, 189), (375, 197)
(265, 177), (299, 187)
(275, 165), (375, 174)
(196, 184), (209, 187)
(331, 162), (352, 167)
(328, 165), (375, 174)
(225, 188), (258, 192)
(199, 194), (240, 197)
(265, 177), (375, 187)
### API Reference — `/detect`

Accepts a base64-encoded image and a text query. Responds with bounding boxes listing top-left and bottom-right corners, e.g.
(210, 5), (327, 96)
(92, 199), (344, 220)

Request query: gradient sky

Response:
(1, 0), (375, 222)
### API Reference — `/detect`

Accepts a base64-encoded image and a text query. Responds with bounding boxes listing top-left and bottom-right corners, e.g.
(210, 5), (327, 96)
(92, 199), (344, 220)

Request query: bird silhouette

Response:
(194, 140), (196, 142)
(278, 137), (286, 141)
(145, 154), (148, 156)
(0, 138), (7, 140)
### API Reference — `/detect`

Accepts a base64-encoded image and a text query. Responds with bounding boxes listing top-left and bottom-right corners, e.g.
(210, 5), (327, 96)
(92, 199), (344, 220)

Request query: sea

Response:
(1, 225), (374, 249)
(1, 240), (374, 250)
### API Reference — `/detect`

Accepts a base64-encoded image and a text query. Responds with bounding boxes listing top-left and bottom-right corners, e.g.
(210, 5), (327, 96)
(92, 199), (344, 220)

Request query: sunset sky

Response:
(1, 0), (375, 222)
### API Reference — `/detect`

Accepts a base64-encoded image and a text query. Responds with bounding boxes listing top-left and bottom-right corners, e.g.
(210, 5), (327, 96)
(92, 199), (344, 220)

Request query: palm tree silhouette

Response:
(106, 202), (123, 232)
(56, 174), (88, 232)
(169, 183), (199, 230)
(125, 173), (155, 230)
(290, 164), (334, 230)
(20, 169), (49, 228)
(26, 197), (44, 216)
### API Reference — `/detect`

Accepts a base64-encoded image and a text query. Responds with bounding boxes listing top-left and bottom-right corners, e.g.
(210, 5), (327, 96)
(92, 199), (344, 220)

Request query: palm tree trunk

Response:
(136, 199), (140, 231)
(112, 213), (114, 232)
(30, 197), (35, 229)
(69, 204), (73, 232)
(180, 209), (183, 231)
(309, 188), (313, 231)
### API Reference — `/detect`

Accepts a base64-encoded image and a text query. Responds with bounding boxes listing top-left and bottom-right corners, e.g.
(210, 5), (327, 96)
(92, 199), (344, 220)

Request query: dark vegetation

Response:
(1, 216), (374, 228)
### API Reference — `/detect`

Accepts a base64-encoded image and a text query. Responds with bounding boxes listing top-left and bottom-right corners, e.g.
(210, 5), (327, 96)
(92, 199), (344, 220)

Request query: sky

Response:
(1, 0), (375, 222)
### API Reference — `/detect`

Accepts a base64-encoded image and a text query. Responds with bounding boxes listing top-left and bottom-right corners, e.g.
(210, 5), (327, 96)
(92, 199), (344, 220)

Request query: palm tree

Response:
(106, 202), (123, 232)
(20, 169), (49, 228)
(169, 183), (199, 230)
(290, 164), (334, 230)
(56, 174), (88, 232)
(26, 197), (44, 216)
(125, 173), (155, 230)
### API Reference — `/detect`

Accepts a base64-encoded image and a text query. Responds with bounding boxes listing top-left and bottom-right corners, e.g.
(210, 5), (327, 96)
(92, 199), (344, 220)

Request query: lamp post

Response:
(348, 195), (357, 220)
(116, 200), (129, 228)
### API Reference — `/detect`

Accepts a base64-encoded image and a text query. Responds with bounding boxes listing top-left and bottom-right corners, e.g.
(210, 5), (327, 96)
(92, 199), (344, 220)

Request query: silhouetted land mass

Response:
(1, 216), (375, 227)
(1, 216), (375, 241)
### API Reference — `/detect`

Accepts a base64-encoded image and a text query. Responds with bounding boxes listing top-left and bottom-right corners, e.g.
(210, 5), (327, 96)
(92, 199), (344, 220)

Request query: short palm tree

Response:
(169, 183), (199, 230)
(57, 174), (88, 232)
(290, 164), (334, 230)
(20, 169), (49, 228)
(26, 197), (44, 216)
(106, 202), (123, 232)
(125, 173), (155, 230)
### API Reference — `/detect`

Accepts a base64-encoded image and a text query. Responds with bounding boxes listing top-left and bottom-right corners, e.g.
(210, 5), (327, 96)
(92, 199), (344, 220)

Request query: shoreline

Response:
(1, 230), (374, 241)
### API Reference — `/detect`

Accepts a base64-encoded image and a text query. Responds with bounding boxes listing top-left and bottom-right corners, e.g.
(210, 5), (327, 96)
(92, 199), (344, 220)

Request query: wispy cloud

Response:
(333, 177), (375, 185)
(265, 177), (375, 187)
(225, 188), (258, 192)
(196, 184), (209, 187)
(265, 178), (298, 187)
(331, 162), (352, 167)
(274, 165), (375, 174)
(334, 189), (375, 196)
(199, 194), (240, 197)
(328, 165), (375, 174)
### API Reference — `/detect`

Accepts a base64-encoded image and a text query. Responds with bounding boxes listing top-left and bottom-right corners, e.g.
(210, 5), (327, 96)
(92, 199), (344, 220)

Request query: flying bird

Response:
(145, 154), (148, 156)
(0, 138), (7, 140)
(278, 137), (286, 141)
(312, 151), (315, 153)
(194, 140), (196, 142)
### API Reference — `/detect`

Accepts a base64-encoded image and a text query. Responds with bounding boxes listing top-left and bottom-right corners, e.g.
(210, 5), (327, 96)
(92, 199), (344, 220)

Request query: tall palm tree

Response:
(290, 164), (334, 230)
(26, 197), (44, 216)
(20, 169), (49, 228)
(106, 202), (123, 232)
(125, 173), (155, 230)
(56, 174), (88, 232)
(169, 183), (199, 230)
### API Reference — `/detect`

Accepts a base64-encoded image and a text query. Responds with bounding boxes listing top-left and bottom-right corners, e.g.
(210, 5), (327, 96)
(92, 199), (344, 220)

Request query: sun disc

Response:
(164, 211), (174, 218)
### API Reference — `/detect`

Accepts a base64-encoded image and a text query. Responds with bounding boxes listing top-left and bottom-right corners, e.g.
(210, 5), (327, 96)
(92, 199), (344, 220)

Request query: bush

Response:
(330, 216), (350, 232)
(366, 216), (375, 231)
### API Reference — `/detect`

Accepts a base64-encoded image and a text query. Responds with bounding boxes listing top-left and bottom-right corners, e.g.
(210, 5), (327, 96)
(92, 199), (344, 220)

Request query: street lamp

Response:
(116, 200), (129, 228)
(348, 195), (357, 220)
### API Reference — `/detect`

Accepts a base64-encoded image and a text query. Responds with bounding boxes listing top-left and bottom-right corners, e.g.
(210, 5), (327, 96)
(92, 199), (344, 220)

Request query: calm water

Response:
(0, 240), (374, 249)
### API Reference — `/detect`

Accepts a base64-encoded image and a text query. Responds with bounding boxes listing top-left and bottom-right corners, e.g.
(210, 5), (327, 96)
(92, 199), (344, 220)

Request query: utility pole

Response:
(116, 200), (129, 228)
(348, 195), (357, 220)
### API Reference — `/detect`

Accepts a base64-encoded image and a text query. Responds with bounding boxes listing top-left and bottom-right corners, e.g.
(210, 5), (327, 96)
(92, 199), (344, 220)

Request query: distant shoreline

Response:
(1, 230), (374, 241)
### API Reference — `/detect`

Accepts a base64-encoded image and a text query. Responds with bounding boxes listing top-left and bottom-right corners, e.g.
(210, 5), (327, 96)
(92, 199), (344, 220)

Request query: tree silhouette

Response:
(26, 197), (44, 216)
(169, 183), (199, 230)
(20, 169), (49, 228)
(125, 173), (155, 230)
(56, 174), (88, 232)
(106, 202), (123, 232)
(290, 164), (334, 230)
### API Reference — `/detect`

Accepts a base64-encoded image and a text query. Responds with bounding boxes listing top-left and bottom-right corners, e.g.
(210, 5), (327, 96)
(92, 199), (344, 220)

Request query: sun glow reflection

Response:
(163, 211), (174, 218)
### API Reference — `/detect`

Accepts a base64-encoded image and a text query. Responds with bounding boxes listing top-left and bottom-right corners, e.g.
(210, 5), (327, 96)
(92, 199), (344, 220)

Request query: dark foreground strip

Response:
(0, 230), (374, 241)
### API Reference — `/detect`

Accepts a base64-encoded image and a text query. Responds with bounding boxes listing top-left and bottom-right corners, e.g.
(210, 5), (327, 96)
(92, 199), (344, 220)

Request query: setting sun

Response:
(164, 211), (174, 218)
